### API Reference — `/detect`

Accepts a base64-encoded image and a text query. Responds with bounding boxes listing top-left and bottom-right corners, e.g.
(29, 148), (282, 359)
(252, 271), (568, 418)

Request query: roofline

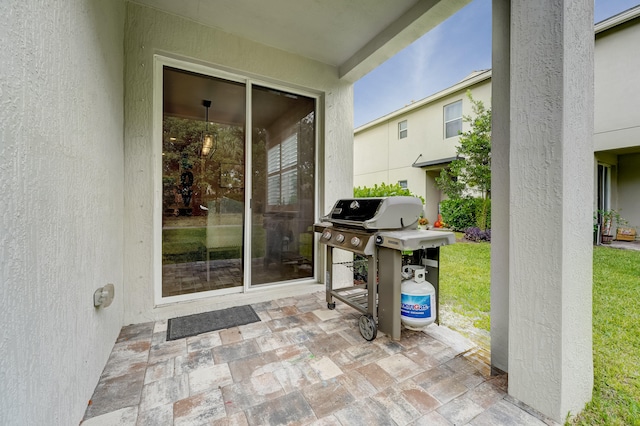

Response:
(412, 156), (459, 168)
(595, 5), (640, 34)
(354, 69), (492, 134)
(355, 6), (640, 134)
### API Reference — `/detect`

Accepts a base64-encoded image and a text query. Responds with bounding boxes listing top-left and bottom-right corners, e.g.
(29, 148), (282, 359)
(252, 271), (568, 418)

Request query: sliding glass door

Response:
(159, 62), (316, 299)
(250, 85), (316, 285)
(161, 67), (246, 297)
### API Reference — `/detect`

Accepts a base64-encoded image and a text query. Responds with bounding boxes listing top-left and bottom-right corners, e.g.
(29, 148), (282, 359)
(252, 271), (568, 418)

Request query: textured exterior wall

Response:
(0, 1), (125, 424)
(594, 20), (640, 151)
(508, 0), (593, 421)
(490, 0), (510, 374)
(124, 3), (353, 324)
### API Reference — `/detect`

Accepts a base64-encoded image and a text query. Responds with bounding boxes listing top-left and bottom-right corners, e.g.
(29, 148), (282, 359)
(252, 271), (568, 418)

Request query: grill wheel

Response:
(359, 314), (377, 341)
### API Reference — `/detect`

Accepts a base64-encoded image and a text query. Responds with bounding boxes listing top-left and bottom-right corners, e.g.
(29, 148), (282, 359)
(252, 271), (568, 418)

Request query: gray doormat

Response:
(166, 305), (260, 341)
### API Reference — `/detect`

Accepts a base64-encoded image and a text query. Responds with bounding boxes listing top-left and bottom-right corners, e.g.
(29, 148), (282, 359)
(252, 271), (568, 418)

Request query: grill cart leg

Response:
(326, 246), (335, 309)
(367, 251), (377, 321)
(377, 247), (402, 341)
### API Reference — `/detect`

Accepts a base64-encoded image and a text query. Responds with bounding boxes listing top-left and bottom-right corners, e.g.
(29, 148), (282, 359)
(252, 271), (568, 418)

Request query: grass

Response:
(573, 246), (640, 425)
(163, 227), (206, 263)
(438, 240), (640, 425)
(439, 239), (491, 330)
(161, 224), (283, 263)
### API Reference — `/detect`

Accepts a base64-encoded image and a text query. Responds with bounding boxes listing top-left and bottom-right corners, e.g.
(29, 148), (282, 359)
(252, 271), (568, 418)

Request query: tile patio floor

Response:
(81, 291), (557, 426)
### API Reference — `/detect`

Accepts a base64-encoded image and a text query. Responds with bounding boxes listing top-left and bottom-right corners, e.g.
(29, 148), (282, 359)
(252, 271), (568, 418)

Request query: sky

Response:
(354, 0), (640, 128)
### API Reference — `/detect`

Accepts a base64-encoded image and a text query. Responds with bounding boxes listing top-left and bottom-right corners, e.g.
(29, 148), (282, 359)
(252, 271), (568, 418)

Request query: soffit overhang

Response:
(130, 0), (471, 82)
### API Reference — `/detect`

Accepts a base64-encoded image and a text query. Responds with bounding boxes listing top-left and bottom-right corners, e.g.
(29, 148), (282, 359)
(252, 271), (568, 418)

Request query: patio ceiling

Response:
(130, 0), (471, 81)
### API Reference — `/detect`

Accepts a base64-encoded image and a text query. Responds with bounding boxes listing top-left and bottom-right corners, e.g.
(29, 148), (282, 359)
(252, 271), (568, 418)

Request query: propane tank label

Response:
(401, 294), (431, 318)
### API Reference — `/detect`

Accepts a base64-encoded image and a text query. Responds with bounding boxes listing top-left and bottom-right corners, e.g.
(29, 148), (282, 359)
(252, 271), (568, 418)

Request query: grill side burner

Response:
(315, 197), (455, 341)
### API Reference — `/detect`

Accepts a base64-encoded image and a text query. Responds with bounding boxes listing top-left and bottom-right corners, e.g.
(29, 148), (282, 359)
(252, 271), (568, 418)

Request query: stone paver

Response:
(82, 291), (557, 425)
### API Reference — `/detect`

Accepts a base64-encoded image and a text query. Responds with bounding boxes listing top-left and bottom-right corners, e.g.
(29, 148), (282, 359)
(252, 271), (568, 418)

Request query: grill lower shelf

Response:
(329, 285), (377, 314)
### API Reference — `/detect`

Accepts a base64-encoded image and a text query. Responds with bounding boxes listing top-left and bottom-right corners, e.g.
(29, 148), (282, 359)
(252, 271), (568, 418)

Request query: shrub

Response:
(354, 182), (424, 204)
(464, 227), (491, 242)
(440, 198), (491, 231)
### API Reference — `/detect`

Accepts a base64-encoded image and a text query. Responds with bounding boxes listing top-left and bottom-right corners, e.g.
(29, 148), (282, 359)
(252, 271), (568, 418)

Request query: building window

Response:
(597, 163), (611, 213)
(444, 100), (462, 138)
(398, 180), (408, 189)
(398, 120), (407, 139)
(267, 133), (298, 206)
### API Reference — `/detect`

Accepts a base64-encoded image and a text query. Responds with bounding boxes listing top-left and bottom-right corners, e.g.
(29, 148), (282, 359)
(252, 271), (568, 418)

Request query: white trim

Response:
(595, 5), (640, 34)
(314, 97), (324, 285)
(244, 82), (253, 292)
(153, 56), (164, 307)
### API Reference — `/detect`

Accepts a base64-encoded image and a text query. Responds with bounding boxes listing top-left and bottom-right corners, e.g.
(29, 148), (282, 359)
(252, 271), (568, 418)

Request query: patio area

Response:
(81, 291), (556, 425)
(608, 239), (640, 251)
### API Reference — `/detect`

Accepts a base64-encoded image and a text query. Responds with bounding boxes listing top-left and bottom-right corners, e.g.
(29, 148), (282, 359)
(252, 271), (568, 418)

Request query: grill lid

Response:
(322, 196), (422, 230)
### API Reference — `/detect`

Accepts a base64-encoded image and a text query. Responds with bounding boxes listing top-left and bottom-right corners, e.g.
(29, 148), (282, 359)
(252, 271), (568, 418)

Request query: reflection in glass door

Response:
(161, 67), (245, 297)
(250, 85), (315, 285)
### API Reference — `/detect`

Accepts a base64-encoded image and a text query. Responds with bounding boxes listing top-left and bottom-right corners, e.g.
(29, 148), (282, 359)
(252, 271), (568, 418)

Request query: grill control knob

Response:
(335, 234), (345, 243)
(351, 236), (361, 247)
(322, 231), (332, 240)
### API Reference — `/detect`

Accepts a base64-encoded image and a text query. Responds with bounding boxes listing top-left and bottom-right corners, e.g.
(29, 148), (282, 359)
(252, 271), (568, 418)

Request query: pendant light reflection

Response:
(201, 99), (215, 157)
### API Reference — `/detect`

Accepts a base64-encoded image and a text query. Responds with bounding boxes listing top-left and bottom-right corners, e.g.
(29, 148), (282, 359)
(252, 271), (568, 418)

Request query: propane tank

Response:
(400, 265), (436, 330)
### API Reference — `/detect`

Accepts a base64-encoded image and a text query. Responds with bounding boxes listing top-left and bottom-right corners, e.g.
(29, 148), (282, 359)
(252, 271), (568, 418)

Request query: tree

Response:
(435, 91), (491, 229)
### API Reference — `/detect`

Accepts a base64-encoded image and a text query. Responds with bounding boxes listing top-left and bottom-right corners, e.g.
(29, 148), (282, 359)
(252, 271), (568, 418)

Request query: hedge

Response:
(440, 197), (491, 231)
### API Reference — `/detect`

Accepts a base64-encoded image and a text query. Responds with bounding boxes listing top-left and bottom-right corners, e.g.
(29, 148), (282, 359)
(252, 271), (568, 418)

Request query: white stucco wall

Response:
(123, 3), (353, 324)
(507, 0), (593, 421)
(0, 1), (125, 424)
(594, 19), (640, 151)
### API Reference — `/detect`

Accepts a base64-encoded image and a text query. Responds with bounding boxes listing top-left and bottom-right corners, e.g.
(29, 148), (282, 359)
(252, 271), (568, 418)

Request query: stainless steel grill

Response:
(314, 196), (455, 341)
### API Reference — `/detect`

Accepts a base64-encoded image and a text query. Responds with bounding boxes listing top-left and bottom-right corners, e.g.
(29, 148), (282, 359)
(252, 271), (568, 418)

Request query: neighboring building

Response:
(594, 7), (640, 231)
(355, 6), (640, 232)
(354, 70), (491, 224)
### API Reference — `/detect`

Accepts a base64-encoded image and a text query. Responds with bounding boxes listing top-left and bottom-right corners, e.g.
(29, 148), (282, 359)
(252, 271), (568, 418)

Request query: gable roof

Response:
(354, 69), (491, 133)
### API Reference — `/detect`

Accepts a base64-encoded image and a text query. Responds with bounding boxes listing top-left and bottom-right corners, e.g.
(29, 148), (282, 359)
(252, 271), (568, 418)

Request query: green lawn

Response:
(440, 240), (491, 331)
(575, 247), (640, 425)
(439, 241), (640, 425)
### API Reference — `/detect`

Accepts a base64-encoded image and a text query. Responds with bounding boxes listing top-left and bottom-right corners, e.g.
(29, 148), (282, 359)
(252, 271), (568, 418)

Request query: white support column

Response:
(507, 0), (594, 421)
(490, 0), (510, 374)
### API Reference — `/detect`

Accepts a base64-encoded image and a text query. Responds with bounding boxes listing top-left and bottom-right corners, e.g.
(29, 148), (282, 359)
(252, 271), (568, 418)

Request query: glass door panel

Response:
(161, 67), (245, 297)
(250, 85), (315, 285)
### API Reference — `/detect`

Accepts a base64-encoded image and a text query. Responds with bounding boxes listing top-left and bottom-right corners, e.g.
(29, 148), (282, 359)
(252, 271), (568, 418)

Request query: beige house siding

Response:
(354, 75), (492, 223)
(594, 16), (640, 151)
(594, 10), (640, 231)
(618, 153), (640, 226)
